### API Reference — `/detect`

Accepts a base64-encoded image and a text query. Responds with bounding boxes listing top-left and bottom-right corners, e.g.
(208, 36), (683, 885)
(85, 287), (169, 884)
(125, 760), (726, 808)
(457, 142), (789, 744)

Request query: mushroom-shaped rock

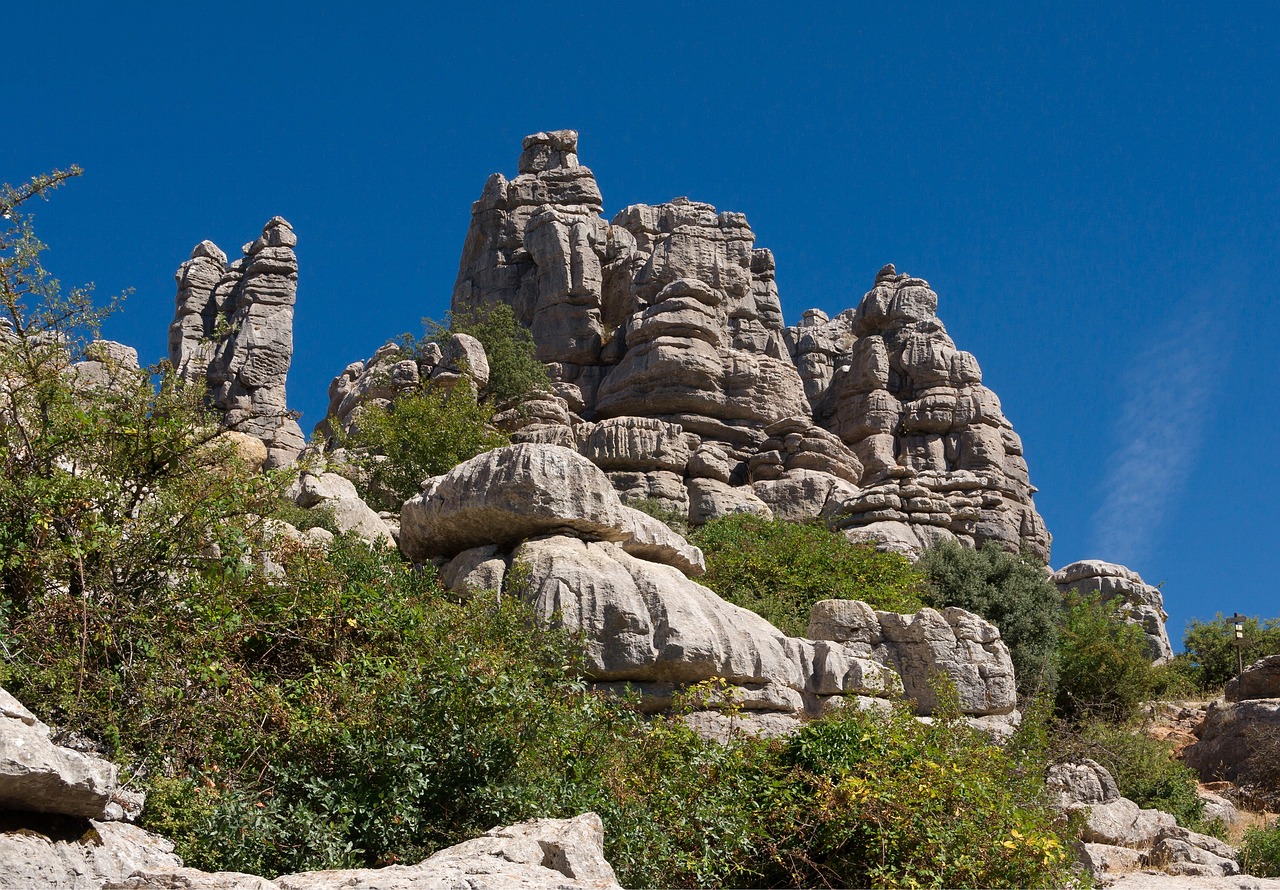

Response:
(399, 443), (704, 576)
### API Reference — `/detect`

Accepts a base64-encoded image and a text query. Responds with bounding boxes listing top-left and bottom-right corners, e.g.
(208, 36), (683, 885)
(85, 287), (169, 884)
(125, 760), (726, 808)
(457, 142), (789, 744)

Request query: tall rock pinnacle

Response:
(169, 217), (304, 468)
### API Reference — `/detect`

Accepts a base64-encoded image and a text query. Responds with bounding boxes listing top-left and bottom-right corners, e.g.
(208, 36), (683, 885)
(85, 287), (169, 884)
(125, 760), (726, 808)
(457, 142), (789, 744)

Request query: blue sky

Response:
(5, 3), (1277, 643)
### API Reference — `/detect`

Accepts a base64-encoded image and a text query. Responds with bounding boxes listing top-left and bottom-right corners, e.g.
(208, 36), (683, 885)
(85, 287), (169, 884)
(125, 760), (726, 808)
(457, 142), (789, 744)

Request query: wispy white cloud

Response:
(1089, 307), (1225, 565)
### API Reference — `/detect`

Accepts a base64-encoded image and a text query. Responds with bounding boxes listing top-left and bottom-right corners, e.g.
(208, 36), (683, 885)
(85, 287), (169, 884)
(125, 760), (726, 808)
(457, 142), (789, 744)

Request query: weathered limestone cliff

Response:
(446, 130), (1050, 561)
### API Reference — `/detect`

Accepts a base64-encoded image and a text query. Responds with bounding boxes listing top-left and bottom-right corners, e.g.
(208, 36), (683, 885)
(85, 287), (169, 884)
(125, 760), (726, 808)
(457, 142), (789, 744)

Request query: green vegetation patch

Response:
(691, 514), (925, 637)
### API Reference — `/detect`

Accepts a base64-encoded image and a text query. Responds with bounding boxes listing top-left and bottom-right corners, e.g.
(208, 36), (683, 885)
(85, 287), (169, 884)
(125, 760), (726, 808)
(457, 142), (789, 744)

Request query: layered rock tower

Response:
(449, 130), (1050, 561)
(169, 217), (305, 468)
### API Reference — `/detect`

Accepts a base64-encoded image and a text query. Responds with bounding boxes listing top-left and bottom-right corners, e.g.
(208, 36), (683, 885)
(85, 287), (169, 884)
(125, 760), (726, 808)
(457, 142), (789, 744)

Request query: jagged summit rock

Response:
(169, 217), (304, 469)
(439, 132), (1051, 561)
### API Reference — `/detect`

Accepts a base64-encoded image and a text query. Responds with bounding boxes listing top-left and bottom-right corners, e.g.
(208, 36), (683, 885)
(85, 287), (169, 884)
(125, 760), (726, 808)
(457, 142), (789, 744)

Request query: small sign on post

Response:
(1231, 613), (1246, 683)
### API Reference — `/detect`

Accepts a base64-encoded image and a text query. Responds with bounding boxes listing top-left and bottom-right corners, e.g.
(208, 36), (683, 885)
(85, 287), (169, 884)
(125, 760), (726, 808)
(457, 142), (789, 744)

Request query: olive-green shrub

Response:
(692, 514), (925, 636)
(1056, 593), (1160, 724)
(917, 540), (1061, 698)
(1242, 820), (1280, 878)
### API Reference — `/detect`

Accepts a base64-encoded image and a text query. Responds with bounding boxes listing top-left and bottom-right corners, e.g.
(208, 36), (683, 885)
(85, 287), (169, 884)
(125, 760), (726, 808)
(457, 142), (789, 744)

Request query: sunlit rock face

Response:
(169, 217), (304, 468)
(451, 131), (1050, 562)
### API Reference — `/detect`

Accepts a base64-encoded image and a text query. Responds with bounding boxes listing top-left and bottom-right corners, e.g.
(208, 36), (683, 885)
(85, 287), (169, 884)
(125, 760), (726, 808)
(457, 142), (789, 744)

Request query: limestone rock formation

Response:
(0, 686), (184, 889)
(1052, 560), (1173, 663)
(113, 813), (621, 890)
(2, 684), (620, 890)
(807, 599), (1018, 718)
(407, 443), (1017, 729)
(446, 133), (1049, 562)
(315, 334), (491, 445)
(1047, 759), (1241, 879)
(1184, 698), (1280, 783)
(169, 218), (304, 468)
(803, 265), (1050, 561)
(1226, 654), (1280, 702)
(286, 470), (396, 546)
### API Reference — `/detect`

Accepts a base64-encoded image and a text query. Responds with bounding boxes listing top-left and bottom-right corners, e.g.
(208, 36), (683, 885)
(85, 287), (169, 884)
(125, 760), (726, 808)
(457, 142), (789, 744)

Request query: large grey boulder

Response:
(808, 599), (1018, 718)
(115, 814), (620, 890)
(289, 471), (395, 546)
(0, 686), (118, 819)
(1047, 759), (1241, 878)
(1184, 698), (1280, 782)
(1052, 559), (1174, 664)
(1226, 654), (1280, 702)
(399, 443), (704, 576)
(0, 821), (184, 890)
(169, 218), (304, 468)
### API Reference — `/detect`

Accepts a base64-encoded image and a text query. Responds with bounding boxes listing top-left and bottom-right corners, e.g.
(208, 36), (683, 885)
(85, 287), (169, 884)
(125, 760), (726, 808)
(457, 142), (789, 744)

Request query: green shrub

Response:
(339, 384), (508, 510)
(692, 514), (925, 636)
(917, 540), (1061, 698)
(424, 303), (550, 406)
(780, 702), (1076, 889)
(628, 496), (691, 537)
(1056, 594), (1159, 724)
(1242, 820), (1280, 878)
(1180, 614), (1280, 693)
(272, 497), (339, 535)
(1064, 720), (1206, 830)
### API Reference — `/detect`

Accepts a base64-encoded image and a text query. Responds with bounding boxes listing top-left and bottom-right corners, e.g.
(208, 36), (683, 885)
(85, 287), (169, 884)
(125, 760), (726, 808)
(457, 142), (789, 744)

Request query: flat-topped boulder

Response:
(399, 443), (704, 576)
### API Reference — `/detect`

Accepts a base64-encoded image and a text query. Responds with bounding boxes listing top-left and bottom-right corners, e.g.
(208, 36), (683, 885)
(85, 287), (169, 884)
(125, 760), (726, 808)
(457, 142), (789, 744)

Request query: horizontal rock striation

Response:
(404, 443), (1018, 731)
(446, 131), (1050, 561)
(169, 218), (304, 469)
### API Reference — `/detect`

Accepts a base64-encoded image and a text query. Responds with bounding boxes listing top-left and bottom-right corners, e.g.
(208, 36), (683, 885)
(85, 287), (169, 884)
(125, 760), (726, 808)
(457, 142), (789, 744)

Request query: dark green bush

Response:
(1056, 593), (1160, 724)
(917, 540), (1061, 698)
(1180, 614), (1280, 692)
(692, 514), (925, 636)
(1063, 720), (1207, 830)
(425, 303), (551, 406)
(1242, 819), (1280, 878)
(339, 384), (508, 510)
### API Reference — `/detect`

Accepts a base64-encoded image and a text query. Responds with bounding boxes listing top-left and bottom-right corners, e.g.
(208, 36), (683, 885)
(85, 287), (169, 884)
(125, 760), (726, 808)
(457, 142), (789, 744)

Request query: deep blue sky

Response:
(6, 3), (1277, 644)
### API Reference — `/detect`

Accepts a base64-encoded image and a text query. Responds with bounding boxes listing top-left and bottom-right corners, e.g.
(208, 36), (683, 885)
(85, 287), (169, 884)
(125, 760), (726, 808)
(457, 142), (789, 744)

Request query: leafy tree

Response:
(339, 385), (508, 510)
(1055, 593), (1158, 723)
(1179, 613), (1280, 692)
(0, 170), (277, 624)
(692, 514), (925, 636)
(917, 540), (1061, 699)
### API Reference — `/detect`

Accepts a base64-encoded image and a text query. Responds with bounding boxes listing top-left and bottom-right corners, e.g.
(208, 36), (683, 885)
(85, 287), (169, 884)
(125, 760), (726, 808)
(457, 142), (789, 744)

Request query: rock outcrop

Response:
(1047, 759), (1241, 879)
(2, 685), (620, 889)
(1184, 698), (1280, 783)
(0, 686), (181, 889)
(442, 132), (1050, 561)
(404, 443), (1018, 731)
(169, 218), (304, 468)
(1226, 654), (1280, 702)
(1052, 560), (1174, 663)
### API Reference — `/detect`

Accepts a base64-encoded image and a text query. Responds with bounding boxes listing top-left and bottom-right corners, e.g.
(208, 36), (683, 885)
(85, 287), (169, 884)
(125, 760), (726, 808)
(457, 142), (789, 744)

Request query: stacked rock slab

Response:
(1051, 560), (1174, 663)
(446, 132), (1049, 561)
(400, 443), (1019, 733)
(1185, 656), (1280, 785)
(1046, 758), (1240, 878)
(169, 217), (304, 468)
(797, 266), (1050, 561)
(0, 686), (182, 889)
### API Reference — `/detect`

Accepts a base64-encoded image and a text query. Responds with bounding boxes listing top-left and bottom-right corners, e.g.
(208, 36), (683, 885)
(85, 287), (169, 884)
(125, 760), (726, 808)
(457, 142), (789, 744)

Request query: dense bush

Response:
(1179, 613), (1280, 692)
(917, 540), (1061, 698)
(1055, 593), (1160, 724)
(339, 385), (508, 510)
(1061, 720), (1207, 831)
(1242, 820), (1280, 878)
(424, 303), (551, 406)
(692, 514), (925, 636)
